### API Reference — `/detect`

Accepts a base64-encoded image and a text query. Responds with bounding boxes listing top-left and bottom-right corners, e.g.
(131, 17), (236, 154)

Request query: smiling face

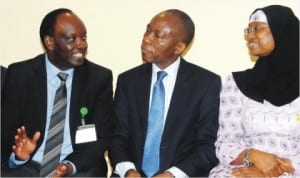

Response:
(45, 12), (87, 70)
(141, 12), (186, 69)
(245, 22), (275, 57)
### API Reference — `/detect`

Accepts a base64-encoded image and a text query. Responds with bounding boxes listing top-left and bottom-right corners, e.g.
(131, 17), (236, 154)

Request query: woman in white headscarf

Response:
(209, 5), (299, 178)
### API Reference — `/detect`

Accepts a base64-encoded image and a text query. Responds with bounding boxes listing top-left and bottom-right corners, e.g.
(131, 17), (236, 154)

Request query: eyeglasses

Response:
(244, 26), (269, 35)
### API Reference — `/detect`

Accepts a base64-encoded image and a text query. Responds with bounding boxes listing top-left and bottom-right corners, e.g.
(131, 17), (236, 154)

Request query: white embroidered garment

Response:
(209, 74), (300, 178)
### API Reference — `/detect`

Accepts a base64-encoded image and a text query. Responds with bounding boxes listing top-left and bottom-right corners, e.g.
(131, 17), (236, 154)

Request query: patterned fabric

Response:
(209, 74), (300, 178)
(40, 72), (68, 177)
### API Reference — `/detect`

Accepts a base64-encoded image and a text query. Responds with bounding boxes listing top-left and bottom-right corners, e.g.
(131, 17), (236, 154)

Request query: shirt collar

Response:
(152, 56), (181, 78)
(45, 54), (74, 81)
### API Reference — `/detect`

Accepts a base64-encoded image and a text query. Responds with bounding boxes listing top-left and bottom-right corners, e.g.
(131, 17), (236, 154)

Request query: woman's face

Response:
(244, 22), (275, 57)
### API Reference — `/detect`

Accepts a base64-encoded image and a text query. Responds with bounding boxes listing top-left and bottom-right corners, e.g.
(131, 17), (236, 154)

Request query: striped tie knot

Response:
(58, 72), (68, 82)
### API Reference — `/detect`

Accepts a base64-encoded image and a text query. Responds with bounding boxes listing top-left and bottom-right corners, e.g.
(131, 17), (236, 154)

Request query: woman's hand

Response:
(276, 157), (295, 173)
(249, 149), (293, 177)
(231, 166), (265, 178)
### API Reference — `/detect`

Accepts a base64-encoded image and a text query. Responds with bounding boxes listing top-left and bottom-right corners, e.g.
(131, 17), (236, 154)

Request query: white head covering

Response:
(249, 10), (268, 23)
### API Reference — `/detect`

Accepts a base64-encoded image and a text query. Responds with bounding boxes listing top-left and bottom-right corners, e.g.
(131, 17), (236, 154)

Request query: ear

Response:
(174, 42), (186, 55)
(44, 35), (54, 51)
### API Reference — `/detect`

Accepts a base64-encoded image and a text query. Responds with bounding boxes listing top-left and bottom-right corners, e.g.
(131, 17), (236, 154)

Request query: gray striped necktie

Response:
(40, 72), (68, 177)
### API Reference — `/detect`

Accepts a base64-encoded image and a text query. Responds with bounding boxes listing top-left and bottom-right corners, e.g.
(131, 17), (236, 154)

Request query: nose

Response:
(244, 32), (255, 41)
(142, 32), (154, 44)
(75, 37), (87, 49)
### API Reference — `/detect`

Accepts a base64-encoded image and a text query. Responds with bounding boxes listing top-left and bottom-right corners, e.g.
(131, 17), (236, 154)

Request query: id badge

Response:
(75, 124), (97, 144)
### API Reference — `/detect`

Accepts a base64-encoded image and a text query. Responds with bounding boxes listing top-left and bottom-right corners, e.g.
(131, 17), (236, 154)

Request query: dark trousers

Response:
(1, 160), (107, 177)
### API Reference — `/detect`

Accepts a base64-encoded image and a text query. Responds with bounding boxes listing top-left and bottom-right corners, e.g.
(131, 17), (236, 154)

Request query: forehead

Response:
(149, 13), (182, 32)
(55, 12), (86, 33)
(248, 21), (269, 27)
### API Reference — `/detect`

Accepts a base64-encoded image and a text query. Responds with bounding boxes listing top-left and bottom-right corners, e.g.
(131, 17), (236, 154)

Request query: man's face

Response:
(141, 13), (185, 69)
(46, 12), (87, 70)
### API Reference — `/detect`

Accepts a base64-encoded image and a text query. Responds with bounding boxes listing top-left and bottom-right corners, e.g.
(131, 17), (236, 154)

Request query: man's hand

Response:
(125, 169), (142, 178)
(12, 126), (40, 160)
(153, 171), (174, 178)
(53, 163), (73, 178)
(231, 166), (265, 178)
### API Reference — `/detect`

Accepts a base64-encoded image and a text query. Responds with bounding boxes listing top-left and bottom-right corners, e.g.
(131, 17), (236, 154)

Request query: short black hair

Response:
(39, 8), (73, 49)
(165, 9), (195, 46)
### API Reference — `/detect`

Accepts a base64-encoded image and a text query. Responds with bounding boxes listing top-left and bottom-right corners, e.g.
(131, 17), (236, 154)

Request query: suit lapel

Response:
(161, 59), (192, 143)
(136, 64), (152, 140)
(69, 62), (86, 141)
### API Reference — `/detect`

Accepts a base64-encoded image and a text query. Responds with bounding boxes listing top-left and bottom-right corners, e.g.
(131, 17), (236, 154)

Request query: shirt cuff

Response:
(114, 161), (136, 178)
(9, 152), (29, 168)
(62, 160), (77, 175)
(166, 166), (189, 178)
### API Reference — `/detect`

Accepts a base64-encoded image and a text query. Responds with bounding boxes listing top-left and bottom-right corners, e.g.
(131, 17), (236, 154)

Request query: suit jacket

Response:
(1, 54), (113, 175)
(110, 58), (221, 177)
(1, 65), (7, 91)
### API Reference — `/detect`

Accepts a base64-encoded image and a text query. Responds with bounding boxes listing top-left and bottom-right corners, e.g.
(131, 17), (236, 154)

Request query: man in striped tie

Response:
(1, 8), (113, 177)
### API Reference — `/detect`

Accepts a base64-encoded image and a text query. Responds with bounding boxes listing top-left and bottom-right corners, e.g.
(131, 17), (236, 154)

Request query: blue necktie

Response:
(142, 71), (167, 177)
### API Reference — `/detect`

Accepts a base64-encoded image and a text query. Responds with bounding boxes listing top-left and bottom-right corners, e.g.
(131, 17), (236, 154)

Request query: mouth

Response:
(71, 52), (86, 62)
(141, 48), (153, 59)
(72, 52), (84, 58)
(247, 42), (257, 49)
(70, 52), (85, 65)
(141, 45), (154, 55)
(141, 46), (148, 53)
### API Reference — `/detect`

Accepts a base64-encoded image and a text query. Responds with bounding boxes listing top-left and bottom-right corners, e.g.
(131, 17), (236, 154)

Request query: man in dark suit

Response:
(1, 8), (113, 177)
(110, 9), (221, 177)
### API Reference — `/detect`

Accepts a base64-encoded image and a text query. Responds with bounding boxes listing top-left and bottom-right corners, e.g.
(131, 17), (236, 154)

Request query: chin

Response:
(250, 55), (259, 62)
(142, 57), (154, 63)
(249, 50), (260, 57)
(72, 58), (85, 66)
(74, 61), (84, 67)
(68, 62), (82, 68)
